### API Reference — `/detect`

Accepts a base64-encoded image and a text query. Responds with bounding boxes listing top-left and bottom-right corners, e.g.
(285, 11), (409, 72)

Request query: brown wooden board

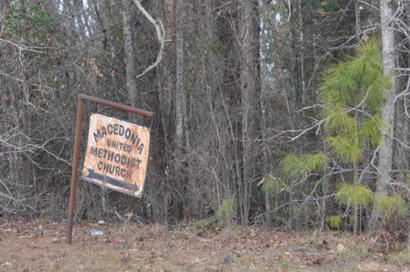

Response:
(82, 114), (150, 197)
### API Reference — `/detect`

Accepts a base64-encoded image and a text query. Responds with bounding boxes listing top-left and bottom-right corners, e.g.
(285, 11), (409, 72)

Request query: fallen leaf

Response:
(337, 243), (345, 252)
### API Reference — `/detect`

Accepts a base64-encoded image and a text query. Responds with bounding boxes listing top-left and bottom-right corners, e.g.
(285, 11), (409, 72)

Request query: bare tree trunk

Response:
(168, 0), (187, 223)
(321, 160), (330, 231)
(122, 0), (138, 106)
(355, 0), (361, 42)
(297, 0), (306, 106)
(238, 0), (258, 225)
(353, 160), (360, 234)
(166, 0), (175, 40)
(1, 0), (9, 16)
(73, 0), (87, 42)
(151, 0), (175, 221)
(355, 4), (361, 216)
(259, 0), (270, 222)
(203, 0), (226, 206)
(402, 1), (410, 243)
(369, 0), (397, 229)
(405, 2), (410, 244)
(175, 0), (186, 151)
(289, 0), (305, 108)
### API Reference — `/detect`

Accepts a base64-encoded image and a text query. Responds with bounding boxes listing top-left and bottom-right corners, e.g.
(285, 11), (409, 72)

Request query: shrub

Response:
(335, 183), (374, 207)
(261, 174), (286, 193)
(376, 194), (408, 216)
(327, 215), (342, 230)
(216, 196), (238, 224)
(282, 153), (328, 179)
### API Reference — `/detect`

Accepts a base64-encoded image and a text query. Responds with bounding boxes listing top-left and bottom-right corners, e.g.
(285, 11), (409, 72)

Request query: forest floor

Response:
(0, 217), (409, 272)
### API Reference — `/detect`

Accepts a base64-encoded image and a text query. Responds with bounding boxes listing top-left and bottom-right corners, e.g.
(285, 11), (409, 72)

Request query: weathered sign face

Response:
(82, 114), (150, 197)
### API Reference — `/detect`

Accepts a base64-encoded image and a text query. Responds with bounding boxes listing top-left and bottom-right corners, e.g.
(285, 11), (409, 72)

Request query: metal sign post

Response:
(67, 94), (153, 244)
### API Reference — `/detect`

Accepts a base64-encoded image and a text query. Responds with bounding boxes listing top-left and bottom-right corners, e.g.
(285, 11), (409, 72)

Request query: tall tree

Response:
(175, 0), (186, 152)
(238, 0), (258, 225)
(122, 0), (138, 106)
(369, 0), (397, 229)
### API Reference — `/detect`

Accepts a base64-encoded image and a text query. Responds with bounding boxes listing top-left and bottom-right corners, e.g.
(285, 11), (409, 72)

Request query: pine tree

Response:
(275, 40), (400, 234)
(321, 39), (385, 233)
(320, 39), (389, 234)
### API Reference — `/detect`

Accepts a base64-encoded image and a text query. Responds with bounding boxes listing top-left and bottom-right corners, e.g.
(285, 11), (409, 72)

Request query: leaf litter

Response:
(0, 216), (408, 271)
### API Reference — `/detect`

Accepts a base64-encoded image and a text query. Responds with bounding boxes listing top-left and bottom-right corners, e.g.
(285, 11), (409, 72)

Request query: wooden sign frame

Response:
(67, 94), (154, 244)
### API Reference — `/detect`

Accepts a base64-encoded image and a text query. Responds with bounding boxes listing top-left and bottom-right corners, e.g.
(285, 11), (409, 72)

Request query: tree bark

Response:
(73, 0), (87, 42)
(259, 0), (272, 223)
(122, 0), (138, 106)
(152, 0), (175, 221)
(355, 0), (361, 41)
(1, 0), (9, 16)
(369, 0), (397, 229)
(167, 0), (187, 223)
(166, 0), (175, 40)
(175, 0), (186, 151)
(297, 0), (306, 106)
(238, 0), (258, 225)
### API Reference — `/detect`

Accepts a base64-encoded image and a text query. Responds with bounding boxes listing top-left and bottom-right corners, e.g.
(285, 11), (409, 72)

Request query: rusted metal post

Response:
(67, 97), (85, 244)
(78, 94), (154, 118)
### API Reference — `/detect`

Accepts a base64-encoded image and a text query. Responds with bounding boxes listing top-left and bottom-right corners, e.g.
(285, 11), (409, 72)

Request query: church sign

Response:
(67, 94), (153, 244)
(82, 114), (150, 197)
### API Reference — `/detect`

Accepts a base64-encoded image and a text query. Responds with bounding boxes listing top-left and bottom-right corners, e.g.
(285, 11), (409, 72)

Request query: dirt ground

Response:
(0, 217), (409, 272)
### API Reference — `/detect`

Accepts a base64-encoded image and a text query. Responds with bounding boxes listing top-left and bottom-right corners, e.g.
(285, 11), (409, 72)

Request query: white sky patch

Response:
(275, 13), (281, 24)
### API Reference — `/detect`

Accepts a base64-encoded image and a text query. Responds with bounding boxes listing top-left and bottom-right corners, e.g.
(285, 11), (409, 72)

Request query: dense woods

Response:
(0, 0), (409, 239)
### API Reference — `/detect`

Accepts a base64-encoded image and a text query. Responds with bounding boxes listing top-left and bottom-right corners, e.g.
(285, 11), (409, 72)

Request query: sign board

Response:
(82, 114), (150, 197)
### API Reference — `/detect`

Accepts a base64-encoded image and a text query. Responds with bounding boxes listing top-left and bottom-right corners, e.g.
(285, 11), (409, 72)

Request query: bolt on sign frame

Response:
(67, 94), (154, 244)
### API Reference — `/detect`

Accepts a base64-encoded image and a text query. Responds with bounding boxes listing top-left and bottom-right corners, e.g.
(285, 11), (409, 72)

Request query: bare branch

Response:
(0, 38), (45, 53)
(0, 71), (24, 83)
(131, 0), (165, 78)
